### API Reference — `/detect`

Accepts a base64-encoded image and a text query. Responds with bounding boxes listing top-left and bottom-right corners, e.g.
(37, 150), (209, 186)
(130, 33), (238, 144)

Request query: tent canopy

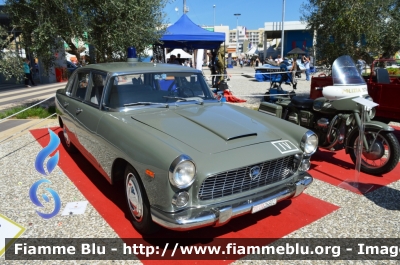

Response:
(246, 46), (258, 56)
(287, 47), (306, 55)
(166, 49), (192, 59)
(160, 14), (225, 49)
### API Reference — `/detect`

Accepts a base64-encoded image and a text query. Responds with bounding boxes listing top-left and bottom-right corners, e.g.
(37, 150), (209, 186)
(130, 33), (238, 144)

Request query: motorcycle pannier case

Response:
(258, 102), (283, 118)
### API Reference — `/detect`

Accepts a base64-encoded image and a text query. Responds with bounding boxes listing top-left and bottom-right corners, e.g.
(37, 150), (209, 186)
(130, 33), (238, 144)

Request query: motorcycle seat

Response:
(291, 96), (314, 109)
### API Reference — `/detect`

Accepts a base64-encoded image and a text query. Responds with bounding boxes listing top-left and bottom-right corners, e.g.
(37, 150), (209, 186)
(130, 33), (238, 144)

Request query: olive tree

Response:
(4, 0), (168, 72)
(301, 0), (400, 65)
(0, 25), (24, 82)
(85, 1), (168, 63)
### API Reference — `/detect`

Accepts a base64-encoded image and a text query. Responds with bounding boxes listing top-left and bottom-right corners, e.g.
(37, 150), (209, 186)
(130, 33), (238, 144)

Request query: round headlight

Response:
(169, 155), (196, 189)
(301, 130), (318, 155)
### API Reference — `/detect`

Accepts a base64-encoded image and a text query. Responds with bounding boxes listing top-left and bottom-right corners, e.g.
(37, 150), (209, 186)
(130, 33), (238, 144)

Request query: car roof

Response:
(77, 62), (200, 74)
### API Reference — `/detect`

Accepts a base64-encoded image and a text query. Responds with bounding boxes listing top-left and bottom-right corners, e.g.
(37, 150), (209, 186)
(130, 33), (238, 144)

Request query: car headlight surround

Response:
(169, 155), (196, 189)
(300, 130), (318, 155)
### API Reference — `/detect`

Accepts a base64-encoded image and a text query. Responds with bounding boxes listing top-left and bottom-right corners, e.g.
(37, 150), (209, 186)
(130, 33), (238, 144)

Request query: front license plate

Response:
(251, 198), (277, 214)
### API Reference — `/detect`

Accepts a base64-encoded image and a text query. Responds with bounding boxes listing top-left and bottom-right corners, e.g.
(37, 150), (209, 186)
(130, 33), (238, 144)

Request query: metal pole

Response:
(183, 0), (187, 14)
(213, 5), (216, 28)
(234, 14), (241, 58)
(280, 0), (285, 59)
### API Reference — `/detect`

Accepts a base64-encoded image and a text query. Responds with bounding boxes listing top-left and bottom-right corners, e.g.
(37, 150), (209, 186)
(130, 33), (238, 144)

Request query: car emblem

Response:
(249, 166), (262, 181)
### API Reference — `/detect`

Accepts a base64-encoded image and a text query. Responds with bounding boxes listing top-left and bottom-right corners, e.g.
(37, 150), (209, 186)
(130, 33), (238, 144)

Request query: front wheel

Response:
(348, 129), (400, 175)
(124, 165), (159, 234)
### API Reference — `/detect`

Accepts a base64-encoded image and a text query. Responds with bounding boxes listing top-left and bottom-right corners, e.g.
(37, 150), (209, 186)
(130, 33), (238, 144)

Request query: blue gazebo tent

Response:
(160, 14), (225, 49)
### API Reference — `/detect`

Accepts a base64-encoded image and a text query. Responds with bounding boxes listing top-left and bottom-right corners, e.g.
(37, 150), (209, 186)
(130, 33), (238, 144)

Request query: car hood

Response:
(129, 104), (282, 154)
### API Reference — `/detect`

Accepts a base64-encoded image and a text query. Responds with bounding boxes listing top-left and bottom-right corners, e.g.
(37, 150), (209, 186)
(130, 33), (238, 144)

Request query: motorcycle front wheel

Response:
(348, 128), (400, 175)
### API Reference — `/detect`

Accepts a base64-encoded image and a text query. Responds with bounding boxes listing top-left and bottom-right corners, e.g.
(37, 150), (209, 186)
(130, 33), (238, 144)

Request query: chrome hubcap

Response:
(126, 173), (143, 222)
(355, 132), (390, 169)
(363, 141), (385, 160)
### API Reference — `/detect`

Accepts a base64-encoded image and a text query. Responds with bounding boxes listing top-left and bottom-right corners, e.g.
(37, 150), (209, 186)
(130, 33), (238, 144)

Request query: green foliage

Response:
(0, 25), (24, 82)
(4, 0), (168, 70)
(301, 0), (400, 65)
(0, 105), (56, 119)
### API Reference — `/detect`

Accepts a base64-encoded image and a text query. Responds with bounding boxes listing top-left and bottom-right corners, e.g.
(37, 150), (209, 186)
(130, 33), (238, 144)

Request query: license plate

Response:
(251, 198), (277, 214)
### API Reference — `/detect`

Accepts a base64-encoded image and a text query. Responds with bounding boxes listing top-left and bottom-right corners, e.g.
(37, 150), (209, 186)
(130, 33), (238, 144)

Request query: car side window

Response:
(65, 72), (77, 96)
(89, 72), (107, 106)
(72, 72), (90, 100)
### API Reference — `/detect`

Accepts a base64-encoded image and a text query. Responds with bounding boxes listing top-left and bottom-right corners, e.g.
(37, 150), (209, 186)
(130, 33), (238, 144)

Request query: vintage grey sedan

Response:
(55, 62), (317, 234)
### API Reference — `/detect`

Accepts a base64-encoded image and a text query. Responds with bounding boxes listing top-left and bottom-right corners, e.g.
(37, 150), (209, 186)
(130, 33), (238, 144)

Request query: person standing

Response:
(168, 55), (180, 64)
(275, 55), (283, 64)
(209, 50), (217, 86)
(291, 58), (298, 88)
(23, 58), (36, 87)
(303, 55), (310, 81)
(357, 58), (366, 74)
(177, 53), (183, 65)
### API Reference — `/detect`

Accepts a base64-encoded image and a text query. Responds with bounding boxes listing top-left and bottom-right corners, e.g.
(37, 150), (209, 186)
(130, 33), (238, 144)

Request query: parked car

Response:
(55, 62), (317, 234)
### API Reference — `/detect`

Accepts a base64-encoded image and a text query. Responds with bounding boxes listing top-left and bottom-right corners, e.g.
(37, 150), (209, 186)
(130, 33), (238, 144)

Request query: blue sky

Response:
(164, 0), (306, 29)
(0, 0), (305, 30)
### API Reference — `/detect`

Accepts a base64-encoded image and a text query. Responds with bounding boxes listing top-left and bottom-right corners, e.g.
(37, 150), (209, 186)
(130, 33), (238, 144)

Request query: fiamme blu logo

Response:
(29, 129), (61, 219)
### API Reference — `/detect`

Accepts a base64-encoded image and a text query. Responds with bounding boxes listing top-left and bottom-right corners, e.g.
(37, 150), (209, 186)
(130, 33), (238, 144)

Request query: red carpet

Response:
(310, 126), (400, 194)
(31, 127), (339, 264)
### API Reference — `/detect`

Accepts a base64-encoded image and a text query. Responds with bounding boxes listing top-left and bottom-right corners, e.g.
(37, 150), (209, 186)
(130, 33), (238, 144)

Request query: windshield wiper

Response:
(163, 96), (204, 105)
(124, 102), (169, 108)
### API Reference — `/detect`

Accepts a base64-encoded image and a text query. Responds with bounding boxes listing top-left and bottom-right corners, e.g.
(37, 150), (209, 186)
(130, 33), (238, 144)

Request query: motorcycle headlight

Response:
(169, 155), (196, 189)
(300, 130), (318, 155)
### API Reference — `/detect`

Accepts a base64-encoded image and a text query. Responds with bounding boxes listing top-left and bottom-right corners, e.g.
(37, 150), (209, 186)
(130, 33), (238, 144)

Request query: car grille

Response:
(198, 155), (295, 200)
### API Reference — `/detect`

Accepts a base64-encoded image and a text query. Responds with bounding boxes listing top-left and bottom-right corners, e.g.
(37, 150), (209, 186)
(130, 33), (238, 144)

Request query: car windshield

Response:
(331, 55), (366, 85)
(104, 72), (215, 109)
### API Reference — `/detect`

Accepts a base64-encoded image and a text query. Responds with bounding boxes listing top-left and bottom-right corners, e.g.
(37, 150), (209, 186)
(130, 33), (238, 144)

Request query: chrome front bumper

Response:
(151, 173), (313, 231)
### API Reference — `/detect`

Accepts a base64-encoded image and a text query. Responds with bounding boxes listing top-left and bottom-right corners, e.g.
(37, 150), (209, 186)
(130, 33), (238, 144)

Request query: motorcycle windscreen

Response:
(331, 55), (366, 86)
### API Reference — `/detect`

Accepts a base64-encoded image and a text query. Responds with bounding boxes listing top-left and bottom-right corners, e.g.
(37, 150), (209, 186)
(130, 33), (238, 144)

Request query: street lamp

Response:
(281, 0), (285, 59)
(234, 13), (241, 58)
(213, 5), (216, 28)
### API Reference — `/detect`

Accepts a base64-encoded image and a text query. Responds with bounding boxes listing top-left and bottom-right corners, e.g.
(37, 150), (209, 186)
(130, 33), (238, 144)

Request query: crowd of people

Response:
(166, 53), (192, 67)
(20, 47), (317, 91)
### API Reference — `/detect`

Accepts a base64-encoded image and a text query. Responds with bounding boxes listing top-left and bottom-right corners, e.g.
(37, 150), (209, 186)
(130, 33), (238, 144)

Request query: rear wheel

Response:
(124, 165), (159, 234)
(349, 128), (400, 175)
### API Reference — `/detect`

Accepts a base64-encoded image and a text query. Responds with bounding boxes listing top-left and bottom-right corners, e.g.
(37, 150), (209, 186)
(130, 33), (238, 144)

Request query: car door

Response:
(73, 70), (108, 166)
(58, 73), (79, 137)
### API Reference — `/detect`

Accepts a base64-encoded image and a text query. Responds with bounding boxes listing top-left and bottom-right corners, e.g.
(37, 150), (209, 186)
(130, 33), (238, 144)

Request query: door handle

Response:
(76, 108), (83, 114)
(63, 102), (69, 107)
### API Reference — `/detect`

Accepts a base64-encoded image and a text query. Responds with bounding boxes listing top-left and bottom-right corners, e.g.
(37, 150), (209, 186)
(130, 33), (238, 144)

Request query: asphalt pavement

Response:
(0, 82), (66, 111)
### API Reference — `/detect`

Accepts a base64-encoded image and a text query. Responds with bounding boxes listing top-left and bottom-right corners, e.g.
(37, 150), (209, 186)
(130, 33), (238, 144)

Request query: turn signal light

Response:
(145, 169), (155, 178)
